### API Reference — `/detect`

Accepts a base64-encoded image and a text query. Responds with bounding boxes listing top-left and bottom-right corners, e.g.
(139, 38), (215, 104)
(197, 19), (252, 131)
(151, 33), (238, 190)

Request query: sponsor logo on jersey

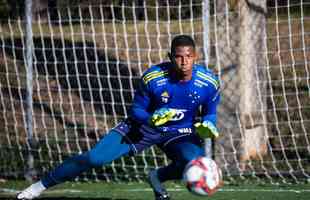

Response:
(177, 127), (193, 133)
(161, 91), (170, 103)
(156, 78), (167, 86)
(169, 109), (187, 121)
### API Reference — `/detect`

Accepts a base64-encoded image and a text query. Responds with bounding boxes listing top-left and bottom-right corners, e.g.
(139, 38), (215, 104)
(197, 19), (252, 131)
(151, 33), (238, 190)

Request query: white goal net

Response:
(0, 0), (309, 184)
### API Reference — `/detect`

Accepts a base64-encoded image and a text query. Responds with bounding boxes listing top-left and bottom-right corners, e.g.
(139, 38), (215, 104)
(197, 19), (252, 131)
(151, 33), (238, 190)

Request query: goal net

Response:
(0, 0), (309, 184)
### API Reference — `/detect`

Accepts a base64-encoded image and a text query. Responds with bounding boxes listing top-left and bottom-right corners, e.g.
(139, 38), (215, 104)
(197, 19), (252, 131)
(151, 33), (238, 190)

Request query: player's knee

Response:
(87, 152), (106, 167)
(183, 147), (204, 163)
(66, 153), (95, 168)
(178, 154), (203, 172)
(180, 155), (197, 166)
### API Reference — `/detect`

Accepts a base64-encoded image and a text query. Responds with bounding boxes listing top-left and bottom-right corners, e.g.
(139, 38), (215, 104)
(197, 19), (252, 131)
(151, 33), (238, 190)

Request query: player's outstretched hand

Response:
(194, 120), (219, 139)
(150, 108), (176, 126)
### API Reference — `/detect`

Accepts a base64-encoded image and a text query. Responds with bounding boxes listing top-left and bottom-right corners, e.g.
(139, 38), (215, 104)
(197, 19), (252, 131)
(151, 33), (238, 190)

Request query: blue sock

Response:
(41, 131), (130, 188)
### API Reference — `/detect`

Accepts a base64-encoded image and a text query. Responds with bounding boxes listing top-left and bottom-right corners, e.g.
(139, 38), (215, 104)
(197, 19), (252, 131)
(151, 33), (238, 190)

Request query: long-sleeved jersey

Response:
(130, 62), (220, 133)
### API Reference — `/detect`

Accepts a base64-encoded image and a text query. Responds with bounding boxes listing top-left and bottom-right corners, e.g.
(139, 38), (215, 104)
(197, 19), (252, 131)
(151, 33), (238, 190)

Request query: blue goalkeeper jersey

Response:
(130, 62), (220, 133)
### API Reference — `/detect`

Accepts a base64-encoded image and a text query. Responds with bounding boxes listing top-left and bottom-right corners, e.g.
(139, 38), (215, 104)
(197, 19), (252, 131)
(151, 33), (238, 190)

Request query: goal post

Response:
(0, 0), (310, 184)
(212, 0), (310, 182)
(202, 0), (214, 159)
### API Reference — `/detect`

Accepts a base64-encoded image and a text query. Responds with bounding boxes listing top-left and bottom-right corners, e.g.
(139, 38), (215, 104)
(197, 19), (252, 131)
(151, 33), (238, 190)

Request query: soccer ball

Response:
(183, 157), (222, 196)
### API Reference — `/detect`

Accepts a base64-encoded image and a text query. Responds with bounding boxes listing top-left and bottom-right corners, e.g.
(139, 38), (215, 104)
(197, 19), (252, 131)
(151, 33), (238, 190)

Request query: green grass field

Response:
(0, 180), (310, 200)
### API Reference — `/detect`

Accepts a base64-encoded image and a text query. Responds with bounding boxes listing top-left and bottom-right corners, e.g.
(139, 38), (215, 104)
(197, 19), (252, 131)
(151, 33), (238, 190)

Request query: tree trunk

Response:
(238, 0), (268, 165)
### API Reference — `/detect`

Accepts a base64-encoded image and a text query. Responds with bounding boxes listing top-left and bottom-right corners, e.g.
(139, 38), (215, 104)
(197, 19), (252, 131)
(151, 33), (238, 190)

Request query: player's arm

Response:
(131, 69), (176, 127)
(195, 84), (221, 139)
(130, 79), (152, 124)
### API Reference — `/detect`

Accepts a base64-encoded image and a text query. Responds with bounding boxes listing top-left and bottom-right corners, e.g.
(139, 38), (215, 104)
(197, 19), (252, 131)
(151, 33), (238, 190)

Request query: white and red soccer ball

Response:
(183, 157), (223, 196)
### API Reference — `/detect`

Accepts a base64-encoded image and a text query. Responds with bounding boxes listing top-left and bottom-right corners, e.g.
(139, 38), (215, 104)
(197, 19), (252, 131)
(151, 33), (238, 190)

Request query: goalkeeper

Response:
(17, 35), (220, 200)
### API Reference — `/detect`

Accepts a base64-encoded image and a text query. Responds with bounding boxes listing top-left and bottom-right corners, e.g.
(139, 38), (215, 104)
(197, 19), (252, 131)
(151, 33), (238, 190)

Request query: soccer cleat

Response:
(148, 170), (170, 200)
(17, 181), (46, 200)
(154, 192), (170, 200)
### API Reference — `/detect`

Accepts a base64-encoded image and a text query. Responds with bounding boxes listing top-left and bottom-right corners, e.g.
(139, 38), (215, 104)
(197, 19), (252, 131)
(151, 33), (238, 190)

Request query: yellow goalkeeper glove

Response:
(150, 108), (176, 126)
(194, 120), (219, 139)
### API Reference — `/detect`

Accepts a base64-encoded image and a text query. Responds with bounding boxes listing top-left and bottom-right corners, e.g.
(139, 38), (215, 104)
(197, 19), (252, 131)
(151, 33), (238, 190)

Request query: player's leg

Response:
(148, 135), (204, 200)
(148, 169), (171, 200)
(157, 141), (204, 181)
(41, 129), (131, 187)
(17, 129), (131, 200)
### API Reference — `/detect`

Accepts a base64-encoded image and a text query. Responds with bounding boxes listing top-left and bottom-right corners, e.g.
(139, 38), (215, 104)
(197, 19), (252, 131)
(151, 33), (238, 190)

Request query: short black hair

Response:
(171, 35), (196, 54)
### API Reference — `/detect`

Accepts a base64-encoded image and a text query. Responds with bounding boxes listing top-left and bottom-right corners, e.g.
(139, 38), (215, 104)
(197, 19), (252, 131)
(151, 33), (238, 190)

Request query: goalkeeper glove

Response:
(194, 120), (219, 139)
(150, 108), (176, 126)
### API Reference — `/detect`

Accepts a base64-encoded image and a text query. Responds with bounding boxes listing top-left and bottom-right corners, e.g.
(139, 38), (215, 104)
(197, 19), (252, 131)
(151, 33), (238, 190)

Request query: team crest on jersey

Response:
(161, 91), (170, 103)
(189, 91), (201, 104)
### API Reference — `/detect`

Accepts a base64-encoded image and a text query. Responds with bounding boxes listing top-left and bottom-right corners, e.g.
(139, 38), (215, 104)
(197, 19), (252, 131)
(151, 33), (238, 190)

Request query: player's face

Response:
(173, 46), (197, 80)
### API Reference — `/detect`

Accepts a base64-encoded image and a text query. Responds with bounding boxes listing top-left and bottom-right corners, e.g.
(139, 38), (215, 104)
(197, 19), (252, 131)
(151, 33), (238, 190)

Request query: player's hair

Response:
(170, 35), (196, 55)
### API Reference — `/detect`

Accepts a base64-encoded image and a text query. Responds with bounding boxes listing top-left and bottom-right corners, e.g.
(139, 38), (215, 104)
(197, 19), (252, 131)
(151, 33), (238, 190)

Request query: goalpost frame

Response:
(202, 0), (214, 159)
(1, 0), (309, 183)
(20, 0), (265, 177)
(25, 0), (36, 181)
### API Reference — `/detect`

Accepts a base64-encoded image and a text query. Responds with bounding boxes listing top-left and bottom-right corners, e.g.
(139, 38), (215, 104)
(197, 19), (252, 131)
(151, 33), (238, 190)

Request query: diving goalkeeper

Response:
(17, 35), (220, 200)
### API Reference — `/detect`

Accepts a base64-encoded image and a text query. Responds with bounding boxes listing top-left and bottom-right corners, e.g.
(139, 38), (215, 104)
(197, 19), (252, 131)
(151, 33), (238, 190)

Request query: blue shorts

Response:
(113, 120), (203, 156)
